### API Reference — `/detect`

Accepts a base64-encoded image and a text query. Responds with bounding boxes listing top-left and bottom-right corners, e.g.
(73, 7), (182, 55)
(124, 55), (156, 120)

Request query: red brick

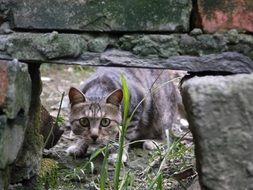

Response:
(0, 61), (8, 107)
(197, 0), (253, 33)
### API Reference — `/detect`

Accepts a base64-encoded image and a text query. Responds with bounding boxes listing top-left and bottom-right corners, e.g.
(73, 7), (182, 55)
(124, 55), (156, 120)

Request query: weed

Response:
(37, 158), (59, 189)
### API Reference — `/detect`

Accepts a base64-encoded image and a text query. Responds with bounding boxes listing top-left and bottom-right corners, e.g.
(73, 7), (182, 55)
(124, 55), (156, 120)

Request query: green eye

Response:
(100, 118), (111, 127)
(79, 117), (90, 127)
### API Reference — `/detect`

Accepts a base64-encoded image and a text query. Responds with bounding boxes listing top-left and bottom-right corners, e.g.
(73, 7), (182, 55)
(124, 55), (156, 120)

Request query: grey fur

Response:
(80, 67), (179, 141)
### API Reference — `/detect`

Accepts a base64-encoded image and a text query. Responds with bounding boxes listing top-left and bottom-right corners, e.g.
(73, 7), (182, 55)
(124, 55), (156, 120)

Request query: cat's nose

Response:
(91, 135), (98, 142)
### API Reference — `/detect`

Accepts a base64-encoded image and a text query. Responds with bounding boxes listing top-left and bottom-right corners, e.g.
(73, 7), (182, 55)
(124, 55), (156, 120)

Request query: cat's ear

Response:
(69, 87), (86, 106)
(106, 89), (123, 106)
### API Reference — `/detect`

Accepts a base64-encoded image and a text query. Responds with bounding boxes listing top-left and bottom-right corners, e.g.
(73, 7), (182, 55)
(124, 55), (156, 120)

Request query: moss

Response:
(10, 64), (44, 183)
(200, 0), (236, 20)
(37, 158), (59, 189)
(33, 32), (87, 59)
(6, 35), (44, 60)
(0, 167), (10, 190)
(245, 0), (253, 11)
(82, 0), (191, 31)
(7, 32), (88, 60)
(25, 63), (44, 152)
(87, 36), (110, 53)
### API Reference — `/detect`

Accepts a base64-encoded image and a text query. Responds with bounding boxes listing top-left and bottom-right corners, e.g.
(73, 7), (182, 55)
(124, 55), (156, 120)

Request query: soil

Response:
(40, 64), (197, 190)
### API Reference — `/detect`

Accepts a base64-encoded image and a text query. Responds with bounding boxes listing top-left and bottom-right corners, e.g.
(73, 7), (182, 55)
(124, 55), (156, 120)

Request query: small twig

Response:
(44, 91), (65, 149)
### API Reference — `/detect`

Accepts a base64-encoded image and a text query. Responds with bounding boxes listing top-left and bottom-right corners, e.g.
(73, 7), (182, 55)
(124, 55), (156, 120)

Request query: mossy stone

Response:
(11, 0), (192, 32)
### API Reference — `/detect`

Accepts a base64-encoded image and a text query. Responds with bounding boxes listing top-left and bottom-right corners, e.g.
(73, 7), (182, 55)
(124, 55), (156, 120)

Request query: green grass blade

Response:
(120, 74), (130, 129)
(100, 145), (109, 190)
(156, 174), (163, 190)
(89, 146), (106, 162)
(119, 171), (134, 190)
(114, 74), (130, 190)
(147, 173), (163, 190)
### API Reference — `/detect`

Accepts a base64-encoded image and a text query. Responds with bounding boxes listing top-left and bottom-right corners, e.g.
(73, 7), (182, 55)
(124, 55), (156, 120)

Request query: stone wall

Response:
(0, 0), (252, 189)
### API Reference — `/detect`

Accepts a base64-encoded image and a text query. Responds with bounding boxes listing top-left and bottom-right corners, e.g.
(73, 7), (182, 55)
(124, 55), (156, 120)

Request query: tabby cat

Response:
(67, 67), (179, 163)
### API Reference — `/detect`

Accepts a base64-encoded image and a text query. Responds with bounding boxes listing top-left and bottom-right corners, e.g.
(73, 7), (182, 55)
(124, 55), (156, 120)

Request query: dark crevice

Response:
(28, 63), (42, 115)
(6, 109), (25, 127)
(180, 71), (234, 85)
(188, 71), (234, 76)
(10, 175), (37, 190)
(12, 28), (189, 35)
(244, 31), (253, 35)
(190, 0), (202, 31)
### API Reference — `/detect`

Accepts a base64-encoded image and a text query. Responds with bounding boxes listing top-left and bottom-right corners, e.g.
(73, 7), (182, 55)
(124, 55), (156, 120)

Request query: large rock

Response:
(0, 60), (31, 119)
(0, 60), (31, 189)
(0, 60), (31, 169)
(5, 32), (88, 60)
(101, 50), (253, 74)
(181, 73), (253, 190)
(8, 0), (192, 32)
(196, 0), (253, 33)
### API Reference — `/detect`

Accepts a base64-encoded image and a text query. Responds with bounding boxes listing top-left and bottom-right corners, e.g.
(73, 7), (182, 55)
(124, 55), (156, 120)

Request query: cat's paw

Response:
(143, 140), (160, 150)
(108, 153), (128, 165)
(66, 144), (88, 158)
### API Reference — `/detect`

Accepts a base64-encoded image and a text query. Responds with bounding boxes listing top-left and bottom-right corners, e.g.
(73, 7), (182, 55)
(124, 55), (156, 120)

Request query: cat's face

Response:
(68, 87), (123, 146)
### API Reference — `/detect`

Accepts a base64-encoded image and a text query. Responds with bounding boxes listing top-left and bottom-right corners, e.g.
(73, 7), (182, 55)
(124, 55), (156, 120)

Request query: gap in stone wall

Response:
(39, 64), (197, 189)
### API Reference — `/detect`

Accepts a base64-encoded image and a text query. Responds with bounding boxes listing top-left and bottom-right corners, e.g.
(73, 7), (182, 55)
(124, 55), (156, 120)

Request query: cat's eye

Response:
(79, 117), (90, 127)
(100, 118), (111, 127)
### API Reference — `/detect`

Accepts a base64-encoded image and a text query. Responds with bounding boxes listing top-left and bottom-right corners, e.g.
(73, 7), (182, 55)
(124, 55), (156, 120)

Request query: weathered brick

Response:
(196, 0), (253, 33)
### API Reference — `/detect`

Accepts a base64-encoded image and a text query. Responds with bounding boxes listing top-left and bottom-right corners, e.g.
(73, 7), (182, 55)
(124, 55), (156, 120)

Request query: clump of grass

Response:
(38, 158), (59, 189)
(62, 146), (108, 183)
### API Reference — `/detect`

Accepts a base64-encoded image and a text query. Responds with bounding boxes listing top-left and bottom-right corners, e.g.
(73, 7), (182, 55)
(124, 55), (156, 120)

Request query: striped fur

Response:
(67, 67), (179, 159)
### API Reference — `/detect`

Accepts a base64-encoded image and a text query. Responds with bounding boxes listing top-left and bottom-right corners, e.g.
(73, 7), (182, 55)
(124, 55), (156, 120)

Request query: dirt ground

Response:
(40, 64), (197, 190)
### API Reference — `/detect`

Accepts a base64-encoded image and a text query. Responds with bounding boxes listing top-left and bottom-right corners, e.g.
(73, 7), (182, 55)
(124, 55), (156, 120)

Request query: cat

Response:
(66, 67), (180, 163)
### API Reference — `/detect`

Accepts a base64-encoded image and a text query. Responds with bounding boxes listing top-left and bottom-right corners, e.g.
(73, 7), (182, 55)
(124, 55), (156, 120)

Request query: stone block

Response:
(6, 32), (87, 60)
(0, 60), (31, 119)
(9, 0), (192, 32)
(0, 115), (26, 170)
(101, 50), (253, 74)
(181, 74), (253, 190)
(0, 60), (32, 188)
(196, 0), (253, 33)
(0, 60), (31, 169)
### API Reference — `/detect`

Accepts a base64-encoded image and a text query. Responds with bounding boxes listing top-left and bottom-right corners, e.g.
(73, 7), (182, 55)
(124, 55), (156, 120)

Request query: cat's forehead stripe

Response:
(81, 102), (105, 118)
